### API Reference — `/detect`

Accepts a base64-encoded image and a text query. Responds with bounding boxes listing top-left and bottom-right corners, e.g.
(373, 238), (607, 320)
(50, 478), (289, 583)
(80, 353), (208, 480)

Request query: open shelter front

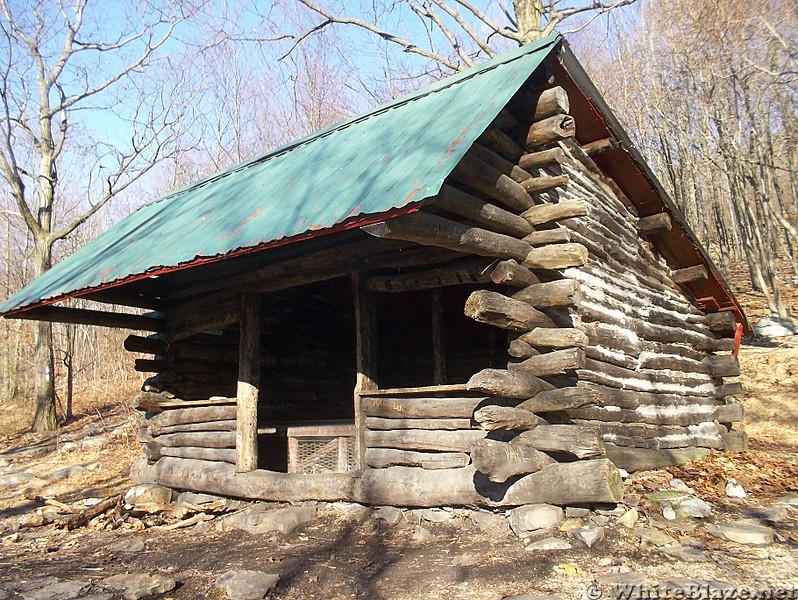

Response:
(0, 34), (747, 509)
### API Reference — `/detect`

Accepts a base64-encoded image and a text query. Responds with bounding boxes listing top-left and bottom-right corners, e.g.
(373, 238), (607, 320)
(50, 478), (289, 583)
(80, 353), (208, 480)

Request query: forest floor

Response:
(0, 341), (796, 600)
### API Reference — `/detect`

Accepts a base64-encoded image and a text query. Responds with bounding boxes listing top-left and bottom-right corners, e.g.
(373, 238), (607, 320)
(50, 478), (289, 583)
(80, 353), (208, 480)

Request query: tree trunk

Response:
(32, 240), (57, 432)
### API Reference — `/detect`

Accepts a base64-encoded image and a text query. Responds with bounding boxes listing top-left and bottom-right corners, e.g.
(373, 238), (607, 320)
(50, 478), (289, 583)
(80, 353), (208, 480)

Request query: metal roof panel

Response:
(0, 35), (560, 315)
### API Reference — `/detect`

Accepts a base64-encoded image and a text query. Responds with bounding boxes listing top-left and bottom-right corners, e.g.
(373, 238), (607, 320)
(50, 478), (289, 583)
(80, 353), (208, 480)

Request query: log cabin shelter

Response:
(0, 34), (748, 508)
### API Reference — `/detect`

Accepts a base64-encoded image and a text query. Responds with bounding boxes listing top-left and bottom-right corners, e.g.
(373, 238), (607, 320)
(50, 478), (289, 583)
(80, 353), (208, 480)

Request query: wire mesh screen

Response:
(289, 435), (356, 474)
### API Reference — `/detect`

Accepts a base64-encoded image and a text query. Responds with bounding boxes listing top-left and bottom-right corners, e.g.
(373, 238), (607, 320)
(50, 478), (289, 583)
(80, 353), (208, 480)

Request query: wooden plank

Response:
(364, 449), (469, 470)
(14, 305), (162, 331)
(235, 294), (260, 472)
(451, 152), (534, 212)
(518, 148), (566, 170)
(362, 384), (469, 397)
(522, 243), (588, 269)
(364, 429), (485, 452)
(511, 280), (582, 308)
(364, 417), (473, 430)
(361, 396), (485, 419)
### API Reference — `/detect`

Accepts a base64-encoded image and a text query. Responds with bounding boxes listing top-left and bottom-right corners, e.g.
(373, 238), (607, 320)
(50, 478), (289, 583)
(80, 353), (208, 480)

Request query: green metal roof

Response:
(1, 34), (560, 315)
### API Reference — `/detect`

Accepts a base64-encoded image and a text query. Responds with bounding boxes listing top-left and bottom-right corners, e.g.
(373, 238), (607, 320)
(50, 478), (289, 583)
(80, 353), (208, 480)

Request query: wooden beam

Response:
(508, 347), (586, 376)
(124, 334), (169, 355)
(518, 148), (566, 171)
(466, 368), (554, 399)
(522, 243), (588, 269)
(511, 280), (582, 308)
(525, 114), (576, 149)
(638, 212), (672, 235)
(519, 327), (589, 349)
(521, 174), (569, 195)
(522, 200), (588, 226)
(353, 270), (377, 473)
(236, 294), (260, 472)
(522, 228), (572, 247)
(468, 143), (531, 183)
(582, 138), (616, 155)
(530, 86), (570, 121)
(12, 305), (162, 331)
(671, 265), (709, 284)
(709, 354), (741, 378)
(365, 259), (491, 293)
(451, 152), (534, 212)
(434, 185), (532, 238)
(85, 288), (164, 310)
(477, 127), (524, 162)
(489, 259), (540, 287)
(464, 290), (556, 331)
(361, 212), (531, 261)
(491, 108), (521, 131)
(706, 311), (738, 334)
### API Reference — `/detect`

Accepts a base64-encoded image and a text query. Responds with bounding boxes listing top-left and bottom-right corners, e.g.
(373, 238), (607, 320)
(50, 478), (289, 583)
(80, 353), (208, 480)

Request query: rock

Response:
(675, 497), (712, 519)
(635, 527), (678, 547)
(46, 466), (87, 482)
(219, 504), (316, 535)
(559, 518), (582, 532)
(469, 510), (508, 533)
(742, 506), (789, 523)
(589, 515), (610, 527)
(109, 538), (146, 553)
(330, 502), (369, 519)
(412, 527), (432, 543)
(679, 536), (707, 549)
(79, 436), (110, 449)
(502, 596), (562, 600)
(669, 479), (695, 494)
(569, 526), (604, 548)
(658, 546), (709, 562)
(374, 506), (403, 525)
(20, 580), (91, 600)
(753, 316), (798, 338)
(646, 490), (712, 519)
(413, 508), (453, 523)
(725, 478), (747, 498)
(509, 504), (564, 536)
(705, 520), (774, 546)
(75, 595), (113, 600)
(618, 508), (638, 529)
(0, 471), (36, 487)
(565, 507), (590, 519)
(662, 505), (677, 520)
(176, 492), (225, 505)
(124, 484), (174, 506)
(776, 493), (798, 505)
(596, 572), (646, 588)
(525, 537), (572, 551)
(215, 570), (279, 600)
(103, 573), (177, 600)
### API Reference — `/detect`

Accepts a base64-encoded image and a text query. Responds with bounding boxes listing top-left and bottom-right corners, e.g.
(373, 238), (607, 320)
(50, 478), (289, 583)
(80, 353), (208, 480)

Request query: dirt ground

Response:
(0, 341), (796, 599)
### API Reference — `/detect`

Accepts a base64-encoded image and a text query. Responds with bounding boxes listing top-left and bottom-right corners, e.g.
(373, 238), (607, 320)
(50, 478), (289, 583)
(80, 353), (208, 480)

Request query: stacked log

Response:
(133, 394), (238, 465)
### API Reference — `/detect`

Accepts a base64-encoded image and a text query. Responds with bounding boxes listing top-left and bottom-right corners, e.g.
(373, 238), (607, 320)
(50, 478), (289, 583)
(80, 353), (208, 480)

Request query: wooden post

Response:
(431, 288), (447, 385)
(353, 270), (377, 473)
(236, 294), (260, 473)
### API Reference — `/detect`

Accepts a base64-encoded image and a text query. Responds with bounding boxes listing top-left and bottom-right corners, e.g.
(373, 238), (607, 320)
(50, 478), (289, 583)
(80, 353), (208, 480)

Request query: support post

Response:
(236, 294), (260, 472)
(353, 270), (377, 473)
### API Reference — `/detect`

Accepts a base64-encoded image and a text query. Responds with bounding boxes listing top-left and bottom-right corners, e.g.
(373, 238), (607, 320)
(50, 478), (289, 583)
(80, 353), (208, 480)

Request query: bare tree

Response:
(0, 0), (201, 431)
(281, 0), (639, 72)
